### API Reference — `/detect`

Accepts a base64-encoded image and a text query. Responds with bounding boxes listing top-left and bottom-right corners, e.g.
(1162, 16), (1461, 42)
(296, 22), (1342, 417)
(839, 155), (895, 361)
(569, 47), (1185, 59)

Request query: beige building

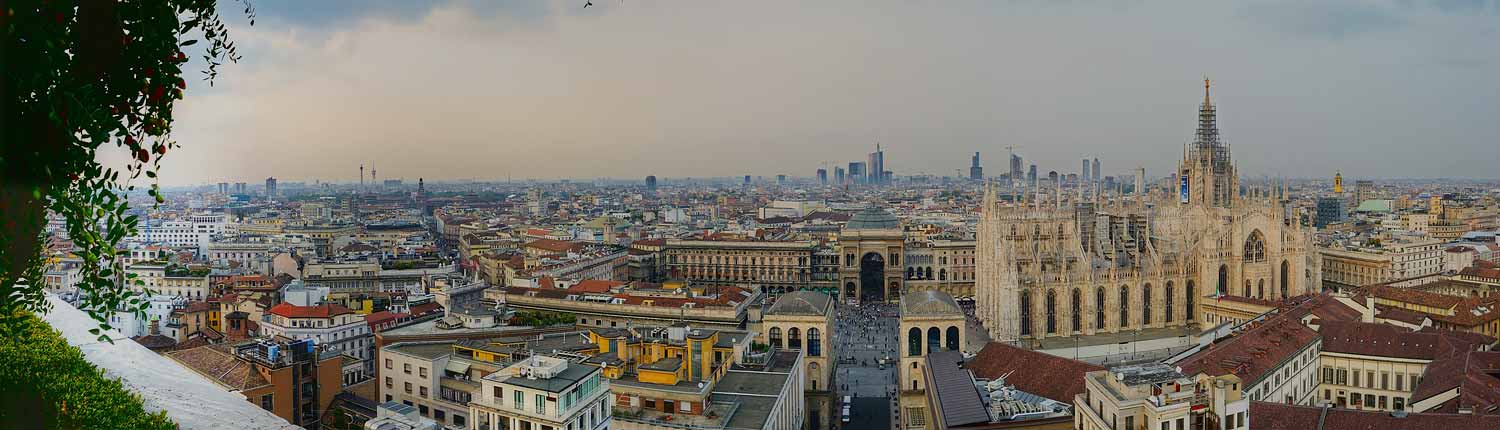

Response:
(1310, 321), (1490, 412)
(898, 290), (967, 430)
(663, 239), (822, 297)
(902, 239), (977, 299)
(1075, 364), (1196, 430)
(840, 207), (907, 304)
(762, 291), (835, 429)
(1320, 237), (1444, 289)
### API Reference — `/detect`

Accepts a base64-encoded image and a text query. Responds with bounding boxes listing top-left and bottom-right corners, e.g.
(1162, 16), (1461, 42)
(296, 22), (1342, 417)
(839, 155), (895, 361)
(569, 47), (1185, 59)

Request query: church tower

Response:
(1179, 78), (1239, 208)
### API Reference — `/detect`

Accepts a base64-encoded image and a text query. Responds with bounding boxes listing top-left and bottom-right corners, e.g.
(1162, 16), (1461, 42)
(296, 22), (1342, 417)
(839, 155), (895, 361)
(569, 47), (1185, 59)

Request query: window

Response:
(808, 328), (822, 356)
(1045, 290), (1057, 334)
(536, 394), (545, 413)
(418, 405), (428, 416)
(1165, 283), (1175, 322)
(1071, 289), (1082, 331)
(404, 382), (412, 393)
(260, 394), (273, 411)
(769, 327), (782, 348)
(495, 387), (503, 399)
(385, 359), (393, 369)
(1019, 291), (1032, 335)
(513, 391), (523, 409)
(420, 386), (428, 398)
(1142, 284), (1153, 325)
(1120, 286), (1130, 326)
(404, 363), (412, 374)
(453, 415), (465, 427)
(420, 367), (427, 378)
(385, 377), (393, 388)
(1096, 287), (1106, 329)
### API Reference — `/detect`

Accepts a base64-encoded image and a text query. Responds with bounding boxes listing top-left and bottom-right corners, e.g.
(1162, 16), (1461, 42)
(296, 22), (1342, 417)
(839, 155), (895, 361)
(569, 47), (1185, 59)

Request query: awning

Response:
(445, 361), (471, 375)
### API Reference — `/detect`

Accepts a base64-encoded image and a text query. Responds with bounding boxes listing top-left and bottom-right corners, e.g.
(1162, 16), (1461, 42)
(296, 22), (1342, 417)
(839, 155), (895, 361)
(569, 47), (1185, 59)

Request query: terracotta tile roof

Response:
(167, 345), (269, 391)
(1366, 285), (1464, 309)
(966, 342), (1104, 403)
(1319, 321), (1486, 361)
(1177, 311), (1320, 385)
(408, 302), (443, 318)
(1412, 351), (1500, 414)
(525, 239), (579, 253)
(267, 302), (354, 319)
(1375, 304), (1429, 325)
(1250, 401), (1500, 430)
(567, 280), (623, 294)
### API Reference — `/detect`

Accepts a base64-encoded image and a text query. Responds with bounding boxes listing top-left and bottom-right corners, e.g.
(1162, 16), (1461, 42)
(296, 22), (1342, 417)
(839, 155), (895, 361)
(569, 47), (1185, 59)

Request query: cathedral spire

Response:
(1203, 76), (1212, 107)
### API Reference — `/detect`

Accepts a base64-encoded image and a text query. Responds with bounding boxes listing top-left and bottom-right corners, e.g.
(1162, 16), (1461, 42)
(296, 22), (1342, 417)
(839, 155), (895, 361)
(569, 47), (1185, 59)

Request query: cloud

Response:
(128, 0), (1500, 186)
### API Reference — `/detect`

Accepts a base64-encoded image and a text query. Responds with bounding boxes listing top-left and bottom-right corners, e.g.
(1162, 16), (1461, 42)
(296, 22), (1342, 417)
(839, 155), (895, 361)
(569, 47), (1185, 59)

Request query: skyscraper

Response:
(969, 152), (983, 180)
(645, 175), (657, 191)
(868, 143), (885, 185)
(816, 169), (828, 184)
(776, 174), (787, 185)
(1091, 158), (1100, 186)
(1081, 158), (1091, 184)
(743, 175), (751, 186)
(1009, 154), (1023, 185)
(1028, 165), (1037, 187)
(848, 162), (866, 184)
(834, 167), (845, 184)
(265, 177), (277, 197)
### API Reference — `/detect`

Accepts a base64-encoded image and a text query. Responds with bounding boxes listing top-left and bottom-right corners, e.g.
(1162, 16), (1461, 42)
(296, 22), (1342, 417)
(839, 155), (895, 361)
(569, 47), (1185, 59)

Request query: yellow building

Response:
(763, 291), (835, 428)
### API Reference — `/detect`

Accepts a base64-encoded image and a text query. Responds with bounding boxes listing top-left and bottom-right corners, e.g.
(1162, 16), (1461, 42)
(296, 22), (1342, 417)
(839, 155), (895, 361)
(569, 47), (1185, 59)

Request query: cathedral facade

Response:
(974, 80), (1321, 343)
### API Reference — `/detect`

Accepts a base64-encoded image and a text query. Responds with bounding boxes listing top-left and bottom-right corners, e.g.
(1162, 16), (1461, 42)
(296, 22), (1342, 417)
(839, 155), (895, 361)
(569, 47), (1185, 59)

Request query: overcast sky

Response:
(127, 0), (1500, 186)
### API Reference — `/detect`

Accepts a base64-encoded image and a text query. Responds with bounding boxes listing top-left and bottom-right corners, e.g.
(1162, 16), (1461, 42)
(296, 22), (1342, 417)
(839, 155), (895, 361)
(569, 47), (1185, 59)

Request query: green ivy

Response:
(0, 309), (176, 429)
(1, 0), (252, 341)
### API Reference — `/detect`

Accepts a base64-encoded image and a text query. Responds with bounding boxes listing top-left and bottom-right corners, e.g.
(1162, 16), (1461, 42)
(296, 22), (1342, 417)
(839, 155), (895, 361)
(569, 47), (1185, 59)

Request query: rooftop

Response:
(900, 290), (963, 317)
(765, 290), (832, 316)
(845, 206), (900, 230)
(967, 342), (1104, 404)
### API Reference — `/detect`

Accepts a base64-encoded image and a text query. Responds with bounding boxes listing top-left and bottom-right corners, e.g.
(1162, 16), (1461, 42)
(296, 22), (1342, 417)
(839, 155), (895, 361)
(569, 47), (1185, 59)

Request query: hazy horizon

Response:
(105, 1), (1500, 186)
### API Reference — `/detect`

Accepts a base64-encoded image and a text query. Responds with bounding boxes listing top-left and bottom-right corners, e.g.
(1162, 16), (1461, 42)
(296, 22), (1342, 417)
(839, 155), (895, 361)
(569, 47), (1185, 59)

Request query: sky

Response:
(120, 0), (1500, 186)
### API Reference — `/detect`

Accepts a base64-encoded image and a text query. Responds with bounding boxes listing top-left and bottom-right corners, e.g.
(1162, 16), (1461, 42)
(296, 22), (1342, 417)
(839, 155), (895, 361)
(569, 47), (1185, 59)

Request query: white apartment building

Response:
(127, 213), (228, 254)
(262, 302), (373, 383)
(1075, 364), (1196, 430)
(468, 355), (611, 430)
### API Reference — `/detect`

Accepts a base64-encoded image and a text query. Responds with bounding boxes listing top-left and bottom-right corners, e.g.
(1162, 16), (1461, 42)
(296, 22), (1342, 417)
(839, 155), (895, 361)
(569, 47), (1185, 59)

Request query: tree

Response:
(2, 0), (252, 340)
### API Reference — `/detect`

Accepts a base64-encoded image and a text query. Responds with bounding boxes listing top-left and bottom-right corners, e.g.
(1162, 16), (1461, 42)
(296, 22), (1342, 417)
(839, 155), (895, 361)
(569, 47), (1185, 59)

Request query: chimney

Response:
(1363, 295), (1375, 323)
(149, 319), (161, 336)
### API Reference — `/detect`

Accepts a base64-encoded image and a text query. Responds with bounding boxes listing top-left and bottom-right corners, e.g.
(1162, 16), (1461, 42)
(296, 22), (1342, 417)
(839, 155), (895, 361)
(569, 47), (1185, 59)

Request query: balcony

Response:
(612, 401), (739, 430)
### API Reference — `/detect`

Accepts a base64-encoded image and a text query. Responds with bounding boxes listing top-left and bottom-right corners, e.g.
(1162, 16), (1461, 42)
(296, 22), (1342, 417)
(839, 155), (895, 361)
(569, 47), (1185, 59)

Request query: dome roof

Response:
(900, 290), (962, 317)
(845, 206), (900, 230)
(767, 291), (833, 316)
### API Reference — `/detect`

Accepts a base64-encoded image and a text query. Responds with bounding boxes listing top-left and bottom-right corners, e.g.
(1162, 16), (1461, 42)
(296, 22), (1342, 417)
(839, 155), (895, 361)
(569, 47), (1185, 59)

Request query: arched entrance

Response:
(860, 252), (885, 304)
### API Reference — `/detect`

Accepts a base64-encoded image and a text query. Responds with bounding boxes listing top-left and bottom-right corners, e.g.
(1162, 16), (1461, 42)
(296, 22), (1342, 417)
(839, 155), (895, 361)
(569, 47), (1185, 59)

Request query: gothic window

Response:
(1281, 260), (1291, 298)
(1095, 287), (1106, 329)
(1217, 265), (1228, 296)
(1119, 286), (1130, 327)
(1186, 281), (1196, 321)
(939, 268), (947, 281)
(1045, 290), (1057, 334)
(1020, 291), (1032, 336)
(1245, 231), (1267, 262)
(925, 267), (933, 279)
(1071, 289), (1082, 332)
(906, 267), (914, 279)
(1258, 279), (1266, 299)
(1244, 279), (1252, 298)
(1142, 284), (1153, 325)
(1166, 282), (1175, 323)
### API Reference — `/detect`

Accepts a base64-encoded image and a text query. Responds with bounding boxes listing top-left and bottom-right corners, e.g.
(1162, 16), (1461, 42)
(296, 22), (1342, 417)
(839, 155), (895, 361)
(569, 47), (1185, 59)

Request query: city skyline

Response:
(109, 1), (1500, 186)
